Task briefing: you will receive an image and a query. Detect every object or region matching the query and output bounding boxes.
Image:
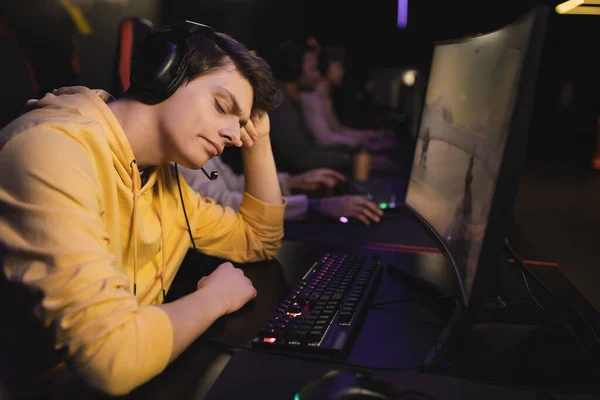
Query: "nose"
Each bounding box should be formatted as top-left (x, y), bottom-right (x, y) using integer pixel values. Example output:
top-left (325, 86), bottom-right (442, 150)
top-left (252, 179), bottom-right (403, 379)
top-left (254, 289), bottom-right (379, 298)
top-left (218, 121), bottom-right (242, 148)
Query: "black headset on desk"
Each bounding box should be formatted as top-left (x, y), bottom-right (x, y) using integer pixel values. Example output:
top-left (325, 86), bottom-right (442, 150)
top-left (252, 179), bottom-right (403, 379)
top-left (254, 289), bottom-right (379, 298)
top-left (128, 20), bottom-right (222, 252)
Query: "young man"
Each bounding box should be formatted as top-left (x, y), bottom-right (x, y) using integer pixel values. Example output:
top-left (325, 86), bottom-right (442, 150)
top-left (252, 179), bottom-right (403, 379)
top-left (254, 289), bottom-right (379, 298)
top-left (0, 22), bottom-right (284, 396)
top-left (268, 41), bottom-right (396, 175)
top-left (179, 158), bottom-right (383, 225)
top-left (300, 45), bottom-right (395, 151)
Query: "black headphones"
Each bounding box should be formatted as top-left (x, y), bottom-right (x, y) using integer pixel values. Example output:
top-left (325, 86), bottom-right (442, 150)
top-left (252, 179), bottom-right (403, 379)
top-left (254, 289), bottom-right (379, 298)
top-left (129, 20), bottom-right (216, 104)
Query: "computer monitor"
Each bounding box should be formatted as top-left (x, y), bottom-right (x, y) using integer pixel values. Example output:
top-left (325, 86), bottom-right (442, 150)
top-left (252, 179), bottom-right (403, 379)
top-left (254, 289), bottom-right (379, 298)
top-left (404, 6), bottom-right (548, 311)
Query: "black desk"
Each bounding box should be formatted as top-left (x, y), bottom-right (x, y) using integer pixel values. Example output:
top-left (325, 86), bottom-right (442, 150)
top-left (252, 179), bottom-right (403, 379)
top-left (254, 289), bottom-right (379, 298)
top-left (112, 242), bottom-right (600, 399)
top-left (70, 201), bottom-right (600, 399)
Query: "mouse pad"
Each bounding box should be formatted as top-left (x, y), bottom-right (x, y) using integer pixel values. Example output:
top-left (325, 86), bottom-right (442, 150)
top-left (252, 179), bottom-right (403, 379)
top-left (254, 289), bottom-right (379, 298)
top-left (284, 208), bottom-right (438, 250)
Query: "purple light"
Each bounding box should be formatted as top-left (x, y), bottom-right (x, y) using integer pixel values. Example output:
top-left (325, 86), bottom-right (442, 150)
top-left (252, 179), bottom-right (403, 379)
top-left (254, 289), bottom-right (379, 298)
top-left (339, 217), bottom-right (349, 224)
top-left (397, 0), bottom-right (407, 29)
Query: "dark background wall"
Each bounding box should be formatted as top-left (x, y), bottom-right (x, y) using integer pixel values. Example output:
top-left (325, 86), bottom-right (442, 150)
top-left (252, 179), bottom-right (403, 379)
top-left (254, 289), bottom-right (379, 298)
top-left (2, 0), bottom-right (599, 166)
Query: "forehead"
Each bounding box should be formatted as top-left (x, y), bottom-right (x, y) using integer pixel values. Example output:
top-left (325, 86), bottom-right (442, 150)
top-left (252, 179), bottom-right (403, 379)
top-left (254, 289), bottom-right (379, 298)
top-left (189, 66), bottom-right (253, 111)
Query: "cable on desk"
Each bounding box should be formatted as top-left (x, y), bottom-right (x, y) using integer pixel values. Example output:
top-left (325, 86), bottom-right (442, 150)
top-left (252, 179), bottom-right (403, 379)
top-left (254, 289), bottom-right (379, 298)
top-left (505, 243), bottom-right (590, 354)
top-left (518, 267), bottom-right (545, 312)
top-left (504, 238), bottom-right (600, 348)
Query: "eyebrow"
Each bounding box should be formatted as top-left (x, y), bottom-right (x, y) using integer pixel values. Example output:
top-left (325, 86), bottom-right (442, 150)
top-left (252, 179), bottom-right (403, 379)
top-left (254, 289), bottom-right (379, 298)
top-left (217, 87), bottom-right (249, 128)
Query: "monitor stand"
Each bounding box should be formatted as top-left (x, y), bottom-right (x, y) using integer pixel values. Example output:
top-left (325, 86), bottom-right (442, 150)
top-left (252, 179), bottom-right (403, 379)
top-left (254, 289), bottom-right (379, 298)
top-left (471, 255), bottom-right (545, 325)
top-left (421, 255), bottom-right (599, 392)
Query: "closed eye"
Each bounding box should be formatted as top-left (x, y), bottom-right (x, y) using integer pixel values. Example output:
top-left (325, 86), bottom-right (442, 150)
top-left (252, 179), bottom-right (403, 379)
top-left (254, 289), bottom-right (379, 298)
top-left (214, 99), bottom-right (225, 114)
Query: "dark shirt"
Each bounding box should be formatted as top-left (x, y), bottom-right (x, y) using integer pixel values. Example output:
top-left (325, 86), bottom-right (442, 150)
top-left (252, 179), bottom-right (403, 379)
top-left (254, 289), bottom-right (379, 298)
top-left (269, 95), bottom-right (353, 174)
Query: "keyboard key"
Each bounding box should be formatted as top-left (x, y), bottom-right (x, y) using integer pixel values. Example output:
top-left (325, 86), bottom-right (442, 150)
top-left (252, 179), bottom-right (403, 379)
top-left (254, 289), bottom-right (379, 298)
top-left (288, 304), bottom-right (301, 313)
top-left (287, 330), bottom-right (307, 343)
top-left (309, 292), bottom-right (321, 305)
top-left (332, 293), bottom-right (344, 301)
top-left (308, 330), bottom-right (324, 342)
top-left (339, 311), bottom-right (353, 324)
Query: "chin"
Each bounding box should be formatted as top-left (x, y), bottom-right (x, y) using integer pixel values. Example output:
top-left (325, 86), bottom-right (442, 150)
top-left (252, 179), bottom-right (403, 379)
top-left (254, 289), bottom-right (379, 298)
top-left (177, 155), bottom-right (210, 171)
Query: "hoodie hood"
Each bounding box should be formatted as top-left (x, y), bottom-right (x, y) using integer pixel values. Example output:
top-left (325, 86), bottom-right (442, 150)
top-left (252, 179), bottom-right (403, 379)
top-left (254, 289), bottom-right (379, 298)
top-left (3, 86), bottom-right (140, 188)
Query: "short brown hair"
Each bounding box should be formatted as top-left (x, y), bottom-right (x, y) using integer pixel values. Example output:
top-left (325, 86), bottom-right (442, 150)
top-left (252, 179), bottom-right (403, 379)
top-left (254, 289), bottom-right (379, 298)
top-left (185, 33), bottom-right (283, 113)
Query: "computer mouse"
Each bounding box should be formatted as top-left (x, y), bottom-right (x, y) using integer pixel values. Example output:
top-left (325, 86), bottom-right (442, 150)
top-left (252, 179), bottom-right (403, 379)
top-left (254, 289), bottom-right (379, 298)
top-left (296, 369), bottom-right (397, 400)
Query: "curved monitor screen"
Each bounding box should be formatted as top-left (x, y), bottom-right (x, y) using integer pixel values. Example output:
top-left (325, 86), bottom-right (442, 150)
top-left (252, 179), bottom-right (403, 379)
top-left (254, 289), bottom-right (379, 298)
top-left (405, 11), bottom-right (536, 302)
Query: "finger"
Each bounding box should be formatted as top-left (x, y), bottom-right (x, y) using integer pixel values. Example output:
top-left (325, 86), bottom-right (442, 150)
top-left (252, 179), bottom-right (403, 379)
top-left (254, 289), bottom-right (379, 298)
top-left (361, 199), bottom-right (385, 216)
top-left (322, 169), bottom-right (347, 181)
top-left (312, 176), bottom-right (335, 187)
top-left (252, 110), bottom-right (266, 125)
top-left (240, 128), bottom-right (254, 148)
top-left (246, 278), bottom-right (257, 297)
top-left (353, 212), bottom-right (370, 225)
top-left (353, 196), bottom-right (379, 212)
top-left (358, 206), bottom-right (381, 223)
top-left (244, 119), bottom-right (259, 142)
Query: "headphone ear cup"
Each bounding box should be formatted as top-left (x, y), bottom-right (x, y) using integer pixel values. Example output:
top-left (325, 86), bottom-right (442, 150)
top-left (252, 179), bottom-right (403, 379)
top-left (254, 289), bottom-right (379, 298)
top-left (130, 34), bottom-right (187, 103)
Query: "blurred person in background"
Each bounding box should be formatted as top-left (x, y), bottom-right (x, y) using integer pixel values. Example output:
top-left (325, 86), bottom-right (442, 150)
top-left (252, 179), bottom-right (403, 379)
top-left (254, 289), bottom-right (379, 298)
top-left (300, 45), bottom-right (395, 151)
top-left (267, 40), bottom-right (396, 175)
top-left (179, 157), bottom-right (383, 225)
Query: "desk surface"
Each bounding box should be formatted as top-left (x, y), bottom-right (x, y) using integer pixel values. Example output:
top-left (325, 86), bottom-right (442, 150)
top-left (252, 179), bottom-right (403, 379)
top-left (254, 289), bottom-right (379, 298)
top-left (67, 181), bottom-right (600, 399)
top-left (119, 250), bottom-right (600, 399)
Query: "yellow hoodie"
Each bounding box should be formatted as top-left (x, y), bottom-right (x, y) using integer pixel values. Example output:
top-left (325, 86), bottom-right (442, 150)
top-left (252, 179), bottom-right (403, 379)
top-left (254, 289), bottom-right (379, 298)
top-left (0, 87), bottom-right (285, 395)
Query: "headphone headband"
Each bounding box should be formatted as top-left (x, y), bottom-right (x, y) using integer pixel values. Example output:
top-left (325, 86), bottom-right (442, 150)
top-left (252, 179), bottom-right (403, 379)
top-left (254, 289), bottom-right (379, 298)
top-left (129, 20), bottom-right (216, 103)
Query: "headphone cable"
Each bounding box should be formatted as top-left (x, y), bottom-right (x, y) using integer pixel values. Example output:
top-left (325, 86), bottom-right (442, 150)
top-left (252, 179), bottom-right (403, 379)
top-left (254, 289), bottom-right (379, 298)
top-left (174, 163), bottom-right (198, 251)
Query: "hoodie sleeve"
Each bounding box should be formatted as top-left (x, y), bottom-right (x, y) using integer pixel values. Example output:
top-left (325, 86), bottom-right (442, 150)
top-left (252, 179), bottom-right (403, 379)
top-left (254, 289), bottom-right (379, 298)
top-left (0, 129), bottom-right (173, 396)
top-left (180, 177), bottom-right (285, 262)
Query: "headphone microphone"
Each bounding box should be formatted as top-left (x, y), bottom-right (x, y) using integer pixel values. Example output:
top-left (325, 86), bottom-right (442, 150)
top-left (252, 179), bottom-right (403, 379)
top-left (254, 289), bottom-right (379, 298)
top-left (201, 167), bottom-right (219, 181)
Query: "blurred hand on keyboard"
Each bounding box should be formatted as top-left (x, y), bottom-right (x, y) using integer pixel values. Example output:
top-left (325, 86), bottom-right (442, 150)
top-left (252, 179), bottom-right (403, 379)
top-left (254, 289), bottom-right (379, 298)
top-left (197, 262), bottom-right (257, 315)
top-left (314, 195), bottom-right (383, 225)
top-left (285, 168), bottom-right (347, 192)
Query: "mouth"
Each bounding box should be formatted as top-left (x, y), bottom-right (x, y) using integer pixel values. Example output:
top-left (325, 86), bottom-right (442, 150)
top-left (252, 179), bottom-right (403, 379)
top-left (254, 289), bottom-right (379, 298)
top-left (204, 138), bottom-right (222, 156)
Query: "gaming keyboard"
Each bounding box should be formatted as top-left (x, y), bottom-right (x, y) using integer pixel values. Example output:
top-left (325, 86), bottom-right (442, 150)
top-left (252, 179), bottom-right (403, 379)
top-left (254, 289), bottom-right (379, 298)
top-left (251, 252), bottom-right (382, 356)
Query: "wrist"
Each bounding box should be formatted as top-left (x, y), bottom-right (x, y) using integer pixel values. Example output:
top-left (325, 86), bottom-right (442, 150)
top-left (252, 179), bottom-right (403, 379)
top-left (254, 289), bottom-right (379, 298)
top-left (194, 286), bottom-right (228, 318)
top-left (241, 136), bottom-right (271, 155)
